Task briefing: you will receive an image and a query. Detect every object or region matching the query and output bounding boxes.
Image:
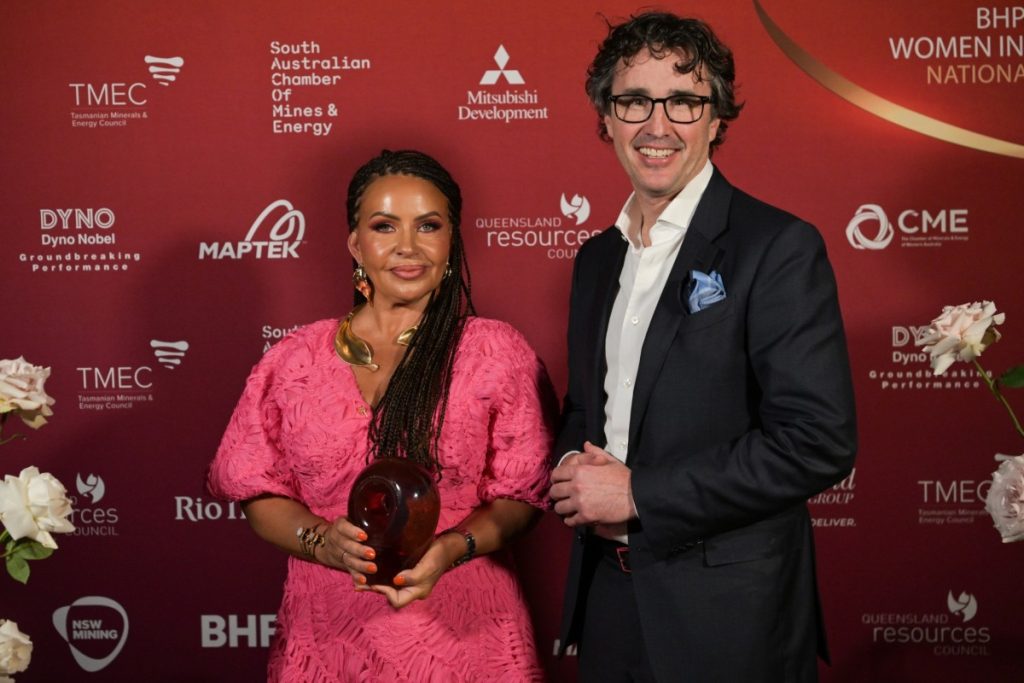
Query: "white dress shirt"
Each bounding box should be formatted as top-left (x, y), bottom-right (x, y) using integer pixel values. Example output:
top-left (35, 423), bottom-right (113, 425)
top-left (603, 160), bottom-right (714, 540)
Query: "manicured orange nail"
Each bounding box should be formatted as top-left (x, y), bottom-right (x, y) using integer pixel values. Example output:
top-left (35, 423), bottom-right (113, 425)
top-left (393, 575), bottom-right (406, 587)
top-left (364, 548), bottom-right (376, 560)
top-left (357, 576), bottom-right (367, 585)
top-left (357, 531), bottom-right (368, 541)
top-left (366, 563), bottom-right (377, 574)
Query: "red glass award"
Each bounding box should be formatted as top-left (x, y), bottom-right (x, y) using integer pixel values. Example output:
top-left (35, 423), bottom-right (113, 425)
top-left (347, 458), bottom-right (441, 586)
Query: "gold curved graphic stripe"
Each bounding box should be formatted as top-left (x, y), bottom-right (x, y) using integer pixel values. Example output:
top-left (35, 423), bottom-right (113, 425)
top-left (753, 0), bottom-right (1024, 159)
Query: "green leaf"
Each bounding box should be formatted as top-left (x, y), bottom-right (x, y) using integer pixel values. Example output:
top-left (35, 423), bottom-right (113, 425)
top-left (13, 540), bottom-right (54, 561)
top-left (6, 553), bottom-right (29, 584)
top-left (999, 365), bottom-right (1024, 389)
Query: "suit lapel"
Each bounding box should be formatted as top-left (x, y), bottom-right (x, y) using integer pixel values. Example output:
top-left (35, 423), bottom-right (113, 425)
top-left (627, 171), bottom-right (733, 462)
top-left (587, 234), bottom-right (627, 445)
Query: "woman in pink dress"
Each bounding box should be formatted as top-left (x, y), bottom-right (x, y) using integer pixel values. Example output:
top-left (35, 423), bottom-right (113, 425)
top-left (208, 150), bottom-right (556, 682)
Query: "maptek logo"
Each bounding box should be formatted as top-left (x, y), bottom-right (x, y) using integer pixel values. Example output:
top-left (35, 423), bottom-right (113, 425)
top-left (480, 45), bottom-right (524, 85)
top-left (846, 203), bottom-right (968, 250)
top-left (198, 199), bottom-right (305, 260)
top-left (76, 473), bottom-right (106, 503)
top-left (560, 193), bottom-right (591, 226)
top-left (947, 591), bottom-right (977, 622)
top-left (145, 55), bottom-right (184, 86)
top-left (151, 339), bottom-right (189, 369)
top-left (53, 596), bottom-right (129, 672)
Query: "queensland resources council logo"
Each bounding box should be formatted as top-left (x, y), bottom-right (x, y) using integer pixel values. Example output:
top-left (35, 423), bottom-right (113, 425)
top-left (199, 199), bottom-right (305, 259)
top-left (808, 468), bottom-right (856, 529)
top-left (917, 477), bottom-right (991, 527)
top-left (68, 473), bottom-right (119, 538)
top-left (862, 591), bottom-right (990, 657)
top-left (458, 45), bottom-right (548, 123)
top-left (53, 596), bottom-right (130, 672)
top-left (20, 207), bottom-right (141, 274)
top-left (477, 193), bottom-right (600, 260)
top-left (846, 203), bottom-right (969, 250)
top-left (864, 324), bottom-right (985, 393)
top-left (69, 54), bottom-right (184, 129)
top-left (201, 614), bottom-right (277, 648)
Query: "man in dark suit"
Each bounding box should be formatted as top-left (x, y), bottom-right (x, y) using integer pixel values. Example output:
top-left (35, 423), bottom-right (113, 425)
top-left (549, 12), bottom-right (857, 682)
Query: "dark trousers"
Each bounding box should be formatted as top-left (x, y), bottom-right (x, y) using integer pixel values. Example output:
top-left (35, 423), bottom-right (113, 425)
top-left (579, 546), bottom-right (658, 683)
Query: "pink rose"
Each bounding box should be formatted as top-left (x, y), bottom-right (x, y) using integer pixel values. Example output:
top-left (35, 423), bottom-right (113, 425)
top-left (985, 454), bottom-right (1024, 543)
top-left (0, 357), bottom-right (55, 429)
top-left (915, 301), bottom-right (1005, 375)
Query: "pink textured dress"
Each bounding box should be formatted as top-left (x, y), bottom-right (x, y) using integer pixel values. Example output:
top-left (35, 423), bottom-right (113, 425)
top-left (208, 317), bottom-right (555, 682)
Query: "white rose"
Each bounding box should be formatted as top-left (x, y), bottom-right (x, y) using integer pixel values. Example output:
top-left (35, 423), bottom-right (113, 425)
top-left (914, 301), bottom-right (1005, 375)
top-left (0, 620), bottom-right (32, 675)
top-left (985, 454), bottom-right (1024, 543)
top-left (0, 467), bottom-right (75, 549)
top-left (0, 357), bottom-right (55, 429)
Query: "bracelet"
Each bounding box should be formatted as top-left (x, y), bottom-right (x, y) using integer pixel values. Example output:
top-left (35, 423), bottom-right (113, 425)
top-left (296, 524), bottom-right (326, 557)
top-left (441, 527), bottom-right (476, 567)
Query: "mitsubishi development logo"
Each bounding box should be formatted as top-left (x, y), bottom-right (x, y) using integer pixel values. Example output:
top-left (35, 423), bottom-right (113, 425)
top-left (53, 596), bottom-right (129, 672)
top-left (198, 200), bottom-right (305, 259)
top-left (846, 204), bottom-right (893, 250)
top-left (145, 55), bottom-right (184, 86)
top-left (480, 45), bottom-right (524, 85)
top-left (151, 339), bottom-right (189, 368)
top-left (560, 193), bottom-right (591, 226)
top-left (76, 474), bottom-right (106, 503)
top-left (947, 591), bottom-right (978, 622)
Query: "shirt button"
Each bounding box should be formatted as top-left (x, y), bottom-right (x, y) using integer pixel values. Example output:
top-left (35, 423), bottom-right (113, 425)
top-left (623, 378), bottom-right (632, 387)
top-left (631, 316), bottom-right (639, 325)
top-left (619, 440), bottom-right (627, 449)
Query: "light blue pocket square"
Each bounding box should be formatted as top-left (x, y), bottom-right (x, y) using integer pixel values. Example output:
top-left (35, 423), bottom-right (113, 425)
top-left (687, 270), bottom-right (726, 313)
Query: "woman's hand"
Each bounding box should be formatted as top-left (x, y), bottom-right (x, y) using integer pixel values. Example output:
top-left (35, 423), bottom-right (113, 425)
top-left (368, 533), bottom-right (463, 609)
top-left (320, 516), bottom-right (379, 587)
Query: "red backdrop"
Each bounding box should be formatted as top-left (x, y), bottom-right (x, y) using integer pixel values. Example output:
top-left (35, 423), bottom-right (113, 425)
top-left (2, 1), bottom-right (1022, 681)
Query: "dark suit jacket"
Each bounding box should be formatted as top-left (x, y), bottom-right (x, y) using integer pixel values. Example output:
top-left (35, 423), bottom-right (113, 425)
top-left (556, 169), bottom-right (857, 682)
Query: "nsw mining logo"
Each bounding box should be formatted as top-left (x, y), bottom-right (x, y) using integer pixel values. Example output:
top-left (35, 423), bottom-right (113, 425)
top-left (53, 596), bottom-right (130, 672)
top-left (459, 45), bottom-right (548, 123)
top-left (198, 200), bottom-right (305, 260)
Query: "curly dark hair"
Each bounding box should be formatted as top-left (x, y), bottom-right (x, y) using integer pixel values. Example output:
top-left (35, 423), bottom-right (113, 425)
top-left (345, 149), bottom-right (475, 474)
top-left (585, 11), bottom-right (743, 153)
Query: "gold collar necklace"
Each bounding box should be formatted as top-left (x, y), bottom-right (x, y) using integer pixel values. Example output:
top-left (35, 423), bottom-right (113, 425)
top-left (334, 304), bottom-right (417, 372)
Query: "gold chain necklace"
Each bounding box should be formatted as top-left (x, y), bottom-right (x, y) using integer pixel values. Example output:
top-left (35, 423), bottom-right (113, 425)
top-left (334, 304), bottom-right (417, 372)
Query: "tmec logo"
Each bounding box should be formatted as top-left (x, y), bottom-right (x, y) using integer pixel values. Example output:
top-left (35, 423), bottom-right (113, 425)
top-left (198, 199), bottom-right (305, 260)
top-left (69, 83), bottom-right (147, 107)
top-left (947, 591), bottom-right (977, 622)
top-left (560, 193), bottom-right (591, 226)
top-left (53, 596), bottom-right (129, 672)
top-left (846, 204), bottom-right (968, 249)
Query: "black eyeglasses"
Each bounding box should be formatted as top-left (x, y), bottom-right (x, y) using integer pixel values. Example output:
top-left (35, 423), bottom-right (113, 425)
top-left (607, 94), bottom-right (713, 124)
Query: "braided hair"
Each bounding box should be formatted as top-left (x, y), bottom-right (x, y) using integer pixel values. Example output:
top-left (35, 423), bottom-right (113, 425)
top-left (345, 149), bottom-right (475, 474)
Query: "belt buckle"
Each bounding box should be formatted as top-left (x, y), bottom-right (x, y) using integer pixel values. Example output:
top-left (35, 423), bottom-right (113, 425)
top-left (615, 546), bottom-right (631, 573)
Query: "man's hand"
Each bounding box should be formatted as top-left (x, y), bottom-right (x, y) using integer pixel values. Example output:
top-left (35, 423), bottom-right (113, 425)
top-left (550, 441), bottom-right (636, 528)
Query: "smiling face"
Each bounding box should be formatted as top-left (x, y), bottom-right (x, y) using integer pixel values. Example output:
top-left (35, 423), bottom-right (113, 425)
top-left (604, 48), bottom-right (720, 206)
top-left (347, 174), bottom-right (451, 310)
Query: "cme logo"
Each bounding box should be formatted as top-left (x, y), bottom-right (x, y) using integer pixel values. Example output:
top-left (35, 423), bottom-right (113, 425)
top-left (198, 199), bottom-right (305, 260)
top-left (480, 45), bottom-right (524, 85)
top-left (53, 596), bottom-right (129, 672)
top-left (560, 193), bottom-right (591, 226)
top-left (947, 591), bottom-right (977, 623)
top-left (846, 203), bottom-right (968, 250)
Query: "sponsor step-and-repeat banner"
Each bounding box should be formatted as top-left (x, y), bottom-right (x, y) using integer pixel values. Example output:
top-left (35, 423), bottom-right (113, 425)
top-left (2, 1), bottom-right (1021, 681)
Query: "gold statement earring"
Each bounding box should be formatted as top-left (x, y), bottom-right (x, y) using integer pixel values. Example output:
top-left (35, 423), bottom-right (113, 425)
top-left (442, 263), bottom-right (452, 279)
top-left (352, 265), bottom-right (373, 300)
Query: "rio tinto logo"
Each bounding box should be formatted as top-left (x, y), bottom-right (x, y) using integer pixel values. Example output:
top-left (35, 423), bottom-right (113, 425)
top-left (198, 200), bottom-right (305, 260)
top-left (846, 204), bottom-right (968, 250)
